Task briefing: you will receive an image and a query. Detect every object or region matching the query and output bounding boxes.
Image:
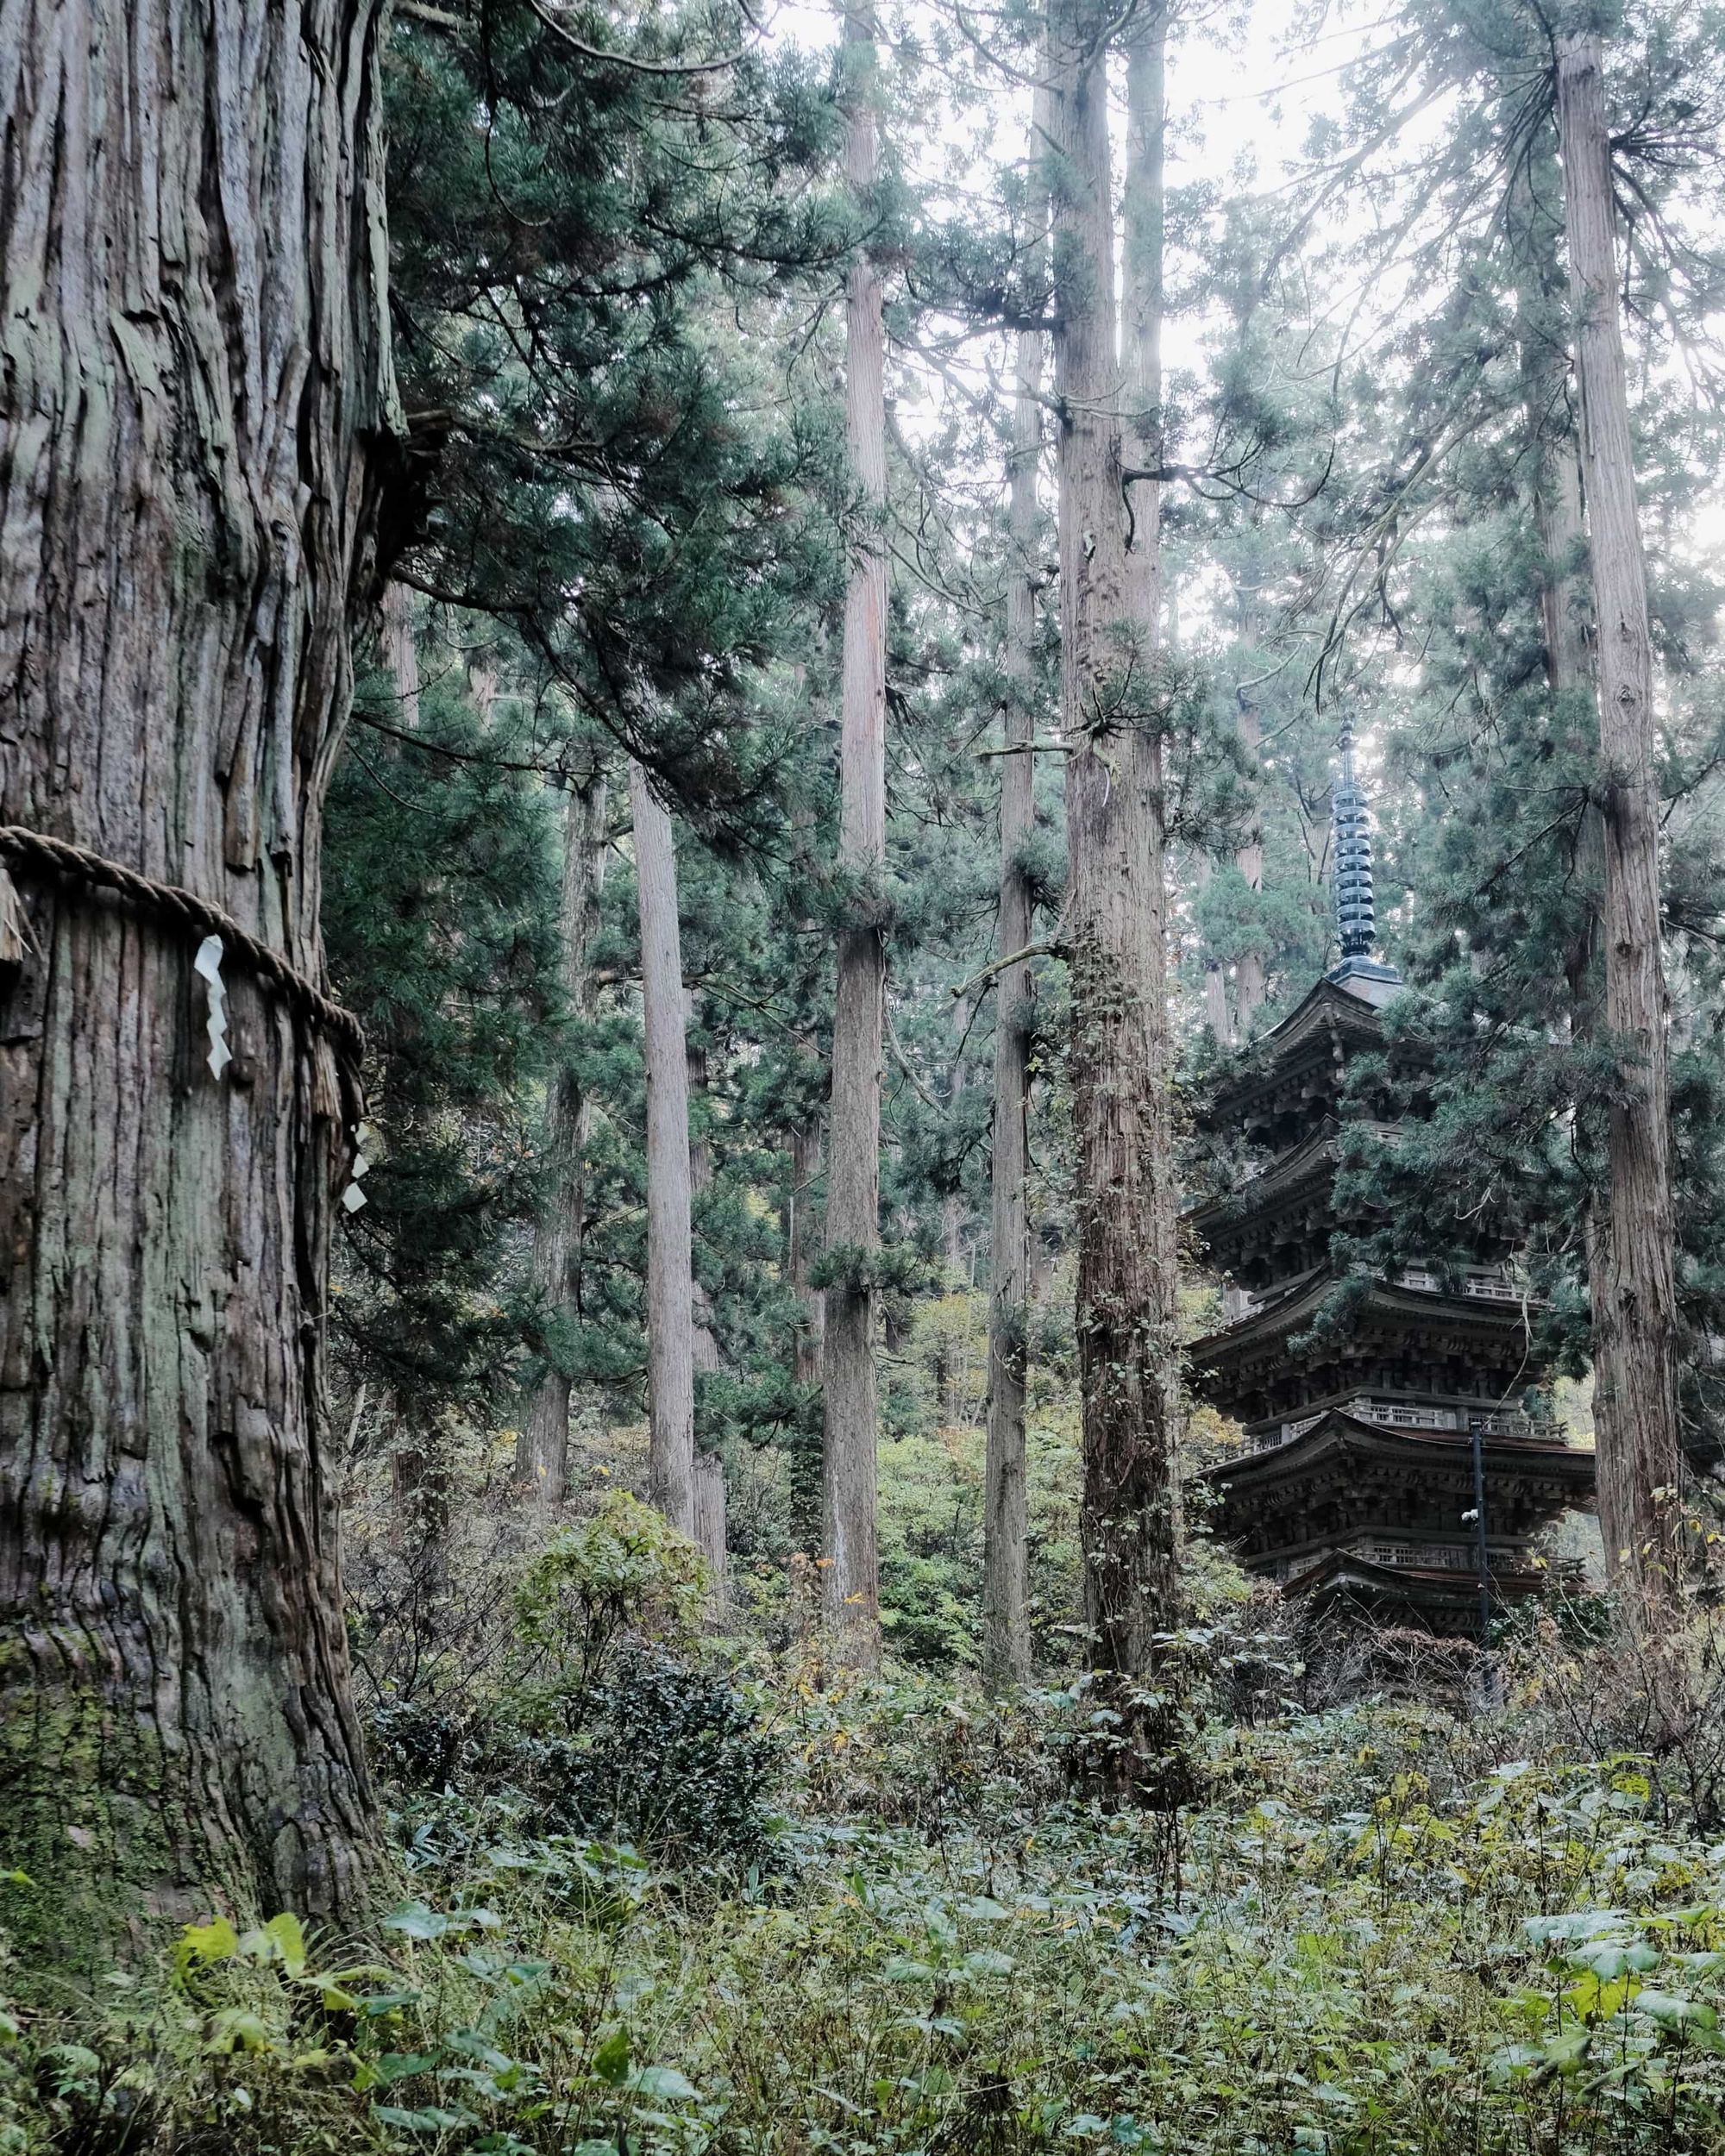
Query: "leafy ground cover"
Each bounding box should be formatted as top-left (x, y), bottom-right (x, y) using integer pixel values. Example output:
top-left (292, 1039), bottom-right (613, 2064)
top-left (6, 1656), bottom-right (1725, 2155)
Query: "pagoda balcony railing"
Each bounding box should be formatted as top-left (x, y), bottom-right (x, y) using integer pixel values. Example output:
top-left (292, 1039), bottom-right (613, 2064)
top-left (1220, 1265), bottom-right (1526, 1331)
top-left (1396, 1267), bottom-right (1524, 1304)
top-left (1276, 1539), bottom-right (1521, 1581)
top-left (1257, 1396), bottom-right (1538, 1449)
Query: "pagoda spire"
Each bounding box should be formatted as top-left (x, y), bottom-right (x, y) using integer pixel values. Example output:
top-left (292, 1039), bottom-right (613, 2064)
top-left (1333, 722), bottom-right (1375, 959)
top-left (1329, 724), bottom-right (1396, 987)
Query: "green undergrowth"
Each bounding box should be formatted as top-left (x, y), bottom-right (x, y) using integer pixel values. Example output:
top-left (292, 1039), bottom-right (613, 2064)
top-left (4, 1683), bottom-right (1725, 2155)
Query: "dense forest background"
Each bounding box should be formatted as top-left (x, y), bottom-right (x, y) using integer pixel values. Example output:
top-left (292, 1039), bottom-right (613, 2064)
top-left (8, 0), bottom-right (1725, 2149)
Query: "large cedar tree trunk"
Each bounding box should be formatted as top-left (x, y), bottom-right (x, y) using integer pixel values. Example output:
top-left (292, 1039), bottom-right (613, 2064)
top-left (821, 0), bottom-right (888, 1670)
top-left (981, 85), bottom-right (1050, 1689)
top-left (518, 772), bottom-right (610, 1501)
top-left (628, 761), bottom-right (698, 1537)
top-left (0, 0), bottom-right (395, 1953)
top-left (1556, 34), bottom-right (1684, 1591)
top-left (1051, 0), bottom-right (1179, 1678)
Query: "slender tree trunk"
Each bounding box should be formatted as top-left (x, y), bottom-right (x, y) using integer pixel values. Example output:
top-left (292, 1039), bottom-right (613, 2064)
top-left (518, 772), bottom-right (609, 1501)
top-left (1556, 34), bottom-right (1684, 1593)
top-left (821, 0), bottom-right (888, 1670)
top-left (687, 997), bottom-right (724, 1379)
top-left (1194, 856), bottom-right (1233, 1040)
top-left (0, 0), bottom-right (393, 1956)
top-left (787, 1120), bottom-right (826, 1387)
top-left (383, 582), bottom-right (422, 731)
top-left (982, 85), bottom-right (1051, 1689)
top-left (628, 761), bottom-right (697, 1539)
top-left (380, 592), bottom-right (451, 1586)
top-left (1051, 0), bottom-right (1179, 1678)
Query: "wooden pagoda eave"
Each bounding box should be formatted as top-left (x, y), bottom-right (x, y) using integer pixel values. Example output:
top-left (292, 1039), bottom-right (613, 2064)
top-left (1201, 978), bottom-right (1394, 1131)
top-left (1189, 1272), bottom-right (1534, 1374)
top-left (1188, 1117), bottom-right (1405, 1260)
top-left (1199, 1410), bottom-right (1596, 1507)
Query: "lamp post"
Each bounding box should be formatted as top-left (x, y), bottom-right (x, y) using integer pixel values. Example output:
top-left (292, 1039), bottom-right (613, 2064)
top-left (1467, 1413), bottom-right (1490, 1646)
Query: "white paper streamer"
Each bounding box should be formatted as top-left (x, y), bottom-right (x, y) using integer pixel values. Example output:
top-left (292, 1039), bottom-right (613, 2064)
top-left (192, 934), bottom-right (231, 1078)
top-left (342, 1123), bottom-right (373, 1213)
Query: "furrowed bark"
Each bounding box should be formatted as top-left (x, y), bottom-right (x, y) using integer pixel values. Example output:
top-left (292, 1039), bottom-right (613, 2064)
top-left (518, 771), bottom-right (609, 1502)
top-left (1556, 33), bottom-right (1684, 1595)
top-left (981, 83), bottom-right (1051, 1690)
top-left (1051, 0), bottom-right (1179, 1679)
top-left (629, 760), bottom-right (698, 1539)
top-left (821, 0), bottom-right (887, 1670)
top-left (0, 0), bottom-right (396, 1958)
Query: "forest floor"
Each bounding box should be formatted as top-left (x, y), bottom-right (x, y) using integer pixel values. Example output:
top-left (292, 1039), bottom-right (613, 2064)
top-left (6, 1614), bottom-right (1725, 2156)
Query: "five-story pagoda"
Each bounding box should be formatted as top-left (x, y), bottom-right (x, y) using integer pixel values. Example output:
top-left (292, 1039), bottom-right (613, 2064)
top-left (1189, 729), bottom-right (1594, 1635)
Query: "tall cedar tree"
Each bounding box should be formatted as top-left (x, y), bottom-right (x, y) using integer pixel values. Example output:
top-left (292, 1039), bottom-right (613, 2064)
top-left (823, 0), bottom-right (888, 1668)
top-left (1050, 0), bottom-right (1180, 1680)
top-left (518, 768), bottom-right (611, 1502)
top-left (981, 84), bottom-right (1051, 1689)
top-left (630, 761), bottom-right (700, 1536)
top-left (1556, 28), bottom-right (1684, 1591)
top-left (0, 0), bottom-right (392, 1948)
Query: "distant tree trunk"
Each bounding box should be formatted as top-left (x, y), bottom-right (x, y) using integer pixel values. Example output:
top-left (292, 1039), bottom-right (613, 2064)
top-left (1556, 34), bottom-right (1684, 1593)
top-left (982, 84), bottom-right (1051, 1689)
top-left (788, 1120), bottom-right (826, 1388)
top-left (518, 771), bottom-right (609, 1501)
top-left (381, 592), bottom-right (449, 1585)
top-left (1234, 700), bottom-right (1267, 1028)
top-left (383, 582), bottom-right (423, 730)
top-left (628, 761), bottom-right (697, 1538)
top-left (1051, 0), bottom-right (1179, 1677)
top-left (1193, 857), bottom-right (1233, 1041)
top-left (0, 0), bottom-right (392, 1952)
top-left (821, 0), bottom-right (887, 1670)
top-left (693, 1451), bottom-right (729, 1609)
top-left (686, 995), bottom-right (724, 1379)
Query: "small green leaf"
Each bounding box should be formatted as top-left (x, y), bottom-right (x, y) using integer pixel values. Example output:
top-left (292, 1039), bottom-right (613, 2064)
top-left (204, 2008), bottom-right (273, 2055)
top-left (592, 2028), bottom-right (631, 2086)
top-left (629, 2064), bottom-right (698, 2100)
top-left (263, 1912), bottom-right (308, 1976)
top-left (384, 1902), bottom-right (449, 1941)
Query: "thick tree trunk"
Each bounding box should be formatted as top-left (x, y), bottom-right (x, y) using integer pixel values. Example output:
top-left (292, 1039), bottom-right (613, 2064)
top-left (518, 772), bottom-right (609, 1501)
top-left (1556, 34), bottom-right (1684, 1594)
top-left (628, 761), bottom-right (698, 1538)
top-left (981, 86), bottom-right (1050, 1689)
top-left (821, 0), bottom-right (887, 1670)
top-left (1051, 0), bottom-right (1179, 1677)
top-left (0, 0), bottom-right (394, 1957)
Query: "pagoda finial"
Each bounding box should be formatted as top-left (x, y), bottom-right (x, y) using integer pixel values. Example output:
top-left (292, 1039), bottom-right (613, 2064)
top-left (1333, 720), bottom-right (1376, 962)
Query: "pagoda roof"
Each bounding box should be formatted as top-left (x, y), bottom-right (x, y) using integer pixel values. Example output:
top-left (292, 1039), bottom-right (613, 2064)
top-left (1188, 1269), bottom-right (1534, 1377)
top-left (1203, 970), bottom-right (1405, 1129)
top-left (1187, 1116), bottom-right (1402, 1246)
top-left (1274, 1546), bottom-right (1563, 1630)
top-left (1199, 1407), bottom-right (1596, 1507)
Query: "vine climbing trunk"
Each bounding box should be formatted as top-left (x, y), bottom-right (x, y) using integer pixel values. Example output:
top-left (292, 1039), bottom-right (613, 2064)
top-left (1051, 0), bottom-right (1179, 1683)
top-left (629, 761), bottom-right (698, 1539)
top-left (518, 771), bottom-right (610, 1502)
top-left (1556, 33), bottom-right (1684, 1596)
top-left (982, 83), bottom-right (1051, 1690)
top-left (0, 0), bottom-right (395, 1958)
top-left (821, 0), bottom-right (887, 1670)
